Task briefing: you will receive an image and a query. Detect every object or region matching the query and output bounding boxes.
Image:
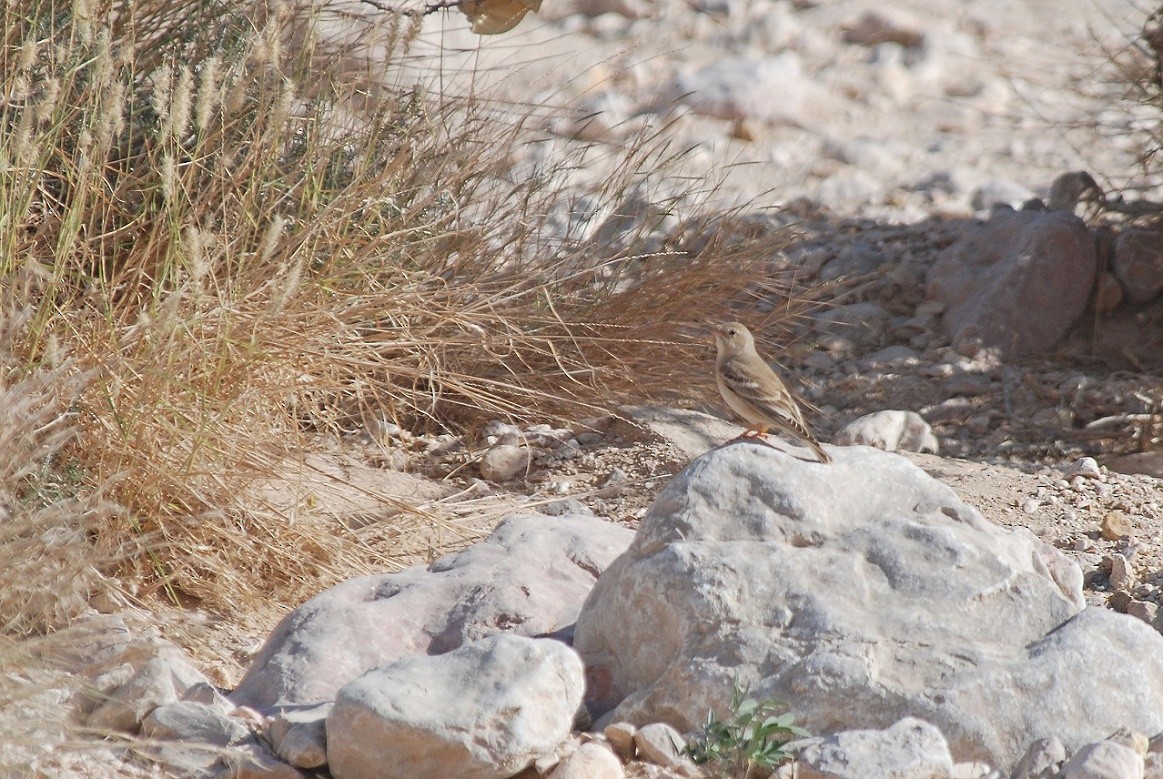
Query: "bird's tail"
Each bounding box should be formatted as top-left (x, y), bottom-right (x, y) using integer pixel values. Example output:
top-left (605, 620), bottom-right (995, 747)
top-left (808, 438), bottom-right (832, 464)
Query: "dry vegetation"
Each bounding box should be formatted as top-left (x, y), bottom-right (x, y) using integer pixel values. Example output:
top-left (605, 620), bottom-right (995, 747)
top-left (0, 0), bottom-right (794, 648)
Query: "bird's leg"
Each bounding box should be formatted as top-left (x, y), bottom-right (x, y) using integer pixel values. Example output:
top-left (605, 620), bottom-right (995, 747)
top-left (733, 424), bottom-right (770, 441)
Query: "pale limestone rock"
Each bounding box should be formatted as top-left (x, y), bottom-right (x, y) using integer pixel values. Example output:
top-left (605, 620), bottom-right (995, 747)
top-left (667, 53), bottom-right (819, 124)
top-left (479, 443), bottom-right (532, 481)
top-left (1102, 511), bottom-right (1134, 542)
top-left (86, 649), bottom-right (211, 733)
top-left (1066, 458), bottom-right (1103, 480)
top-left (326, 635), bottom-right (584, 779)
top-left (633, 723), bottom-right (693, 772)
top-left (1110, 554), bottom-right (1135, 592)
top-left (1012, 737), bottom-right (1066, 779)
top-left (141, 701), bottom-right (250, 746)
top-left (795, 718), bottom-right (953, 779)
top-left (548, 743), bottom-right (625, 779)
top-left (834, 410), bottom-right (939, 453)
top-left (574, 443), bottom-right (1163, 766)
top-left (603, 721), bottom-right (637, 761)
top-left (1060, 741), bottom-right (1145, 779)
top-left (218, 743), bottom-right (309, 779)
top-left (232, 514), bottom-right (632, 709)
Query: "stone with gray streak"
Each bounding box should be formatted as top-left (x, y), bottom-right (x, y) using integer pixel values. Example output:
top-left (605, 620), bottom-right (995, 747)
top-left (87, 648), bottom-right (212, 733)
top-left (633, 722), bottom-right (690, 770)
top-left (141, 701), bottom-right (251, 746)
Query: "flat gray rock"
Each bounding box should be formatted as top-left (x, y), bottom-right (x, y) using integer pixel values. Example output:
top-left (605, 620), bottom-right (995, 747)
top-left (231, 514), bottom-right (633, 710)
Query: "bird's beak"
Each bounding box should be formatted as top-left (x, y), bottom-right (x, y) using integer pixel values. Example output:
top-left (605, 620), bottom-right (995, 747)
top-left (707, 322), bottom-right (728, 339)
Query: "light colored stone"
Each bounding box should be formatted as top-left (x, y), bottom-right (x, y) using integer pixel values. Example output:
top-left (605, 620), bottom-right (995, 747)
top-left (1060, 740), bottom-right (1145, 779)
top-left (218, 743), bottom-right (309, 779)
top-left (326, 635), bottom-right (584, 779)
top-left (633, 722), bottom-right (690, 770)
top-left (479, 444), bottom-right (532, 481)
top-left (1110, 554), bottom-right (1135, 591)
top-left (1128, 600), bottom-right (1159, 625)
top-left (1109, 729), bottom-right (1150, 757)
top-left (87, 649), bottom-right (212, 733)
top-left (603, 721), bottom-right (637, 761)
top-left (834, 410), bottom-right (939, 453)
top-left (1066, 458), bottom-right (1103, 480)
top-left (268, 703), bottom-right (330, 769)
top-left (548, 742), bottom-right (625, 779)
top-left (951, 761), bottom-right (996, 778)
top-left (926, 209), bottom-right (1096, 357)
top-left (232, 514), bottom-right (632, 709)
top-left (1012, 736), bottom-right (1066, 779)
top-left (1102, 511), bottom-right (1135, 542)
top-left (574, 443), bottom-right (1163, 767)
top-left (667, 53), bottom-right (819, 124)
top-left (796, 718), bottom-right (953, 779)
top-left (141, 701), bottom-right (251, 746)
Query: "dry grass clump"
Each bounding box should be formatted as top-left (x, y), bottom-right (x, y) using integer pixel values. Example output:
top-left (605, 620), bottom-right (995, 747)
top-left (0, 0), bottom-right (793, 615)
top-left (1104, 4), bottom-right (1163, 196)
top-left (0, 319), bottom-right (118, 637)
top-left (1134, 6), bottom-right (1163, 178)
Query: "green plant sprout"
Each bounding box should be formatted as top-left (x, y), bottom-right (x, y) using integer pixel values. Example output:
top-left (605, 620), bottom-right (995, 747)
top-left (686, 678), bottom-right (810, 778)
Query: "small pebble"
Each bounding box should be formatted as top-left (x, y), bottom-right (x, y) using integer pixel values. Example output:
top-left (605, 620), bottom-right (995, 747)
top-left (1101, 511), bottom-right (1134, 542)
top-left (1109, 554), bottom-right (1134, 591)
top-left (1063, 456), bottom-right (1102, 479)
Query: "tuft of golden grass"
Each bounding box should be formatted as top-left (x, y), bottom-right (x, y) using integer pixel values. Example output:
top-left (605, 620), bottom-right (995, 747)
top-left (0, 0), bottom-right (802, 624)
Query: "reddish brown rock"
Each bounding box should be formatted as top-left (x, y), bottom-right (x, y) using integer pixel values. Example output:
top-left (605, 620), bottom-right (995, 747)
top-left (926, 210), bottom-right (1096, 357)
top-left (1114, 229), bottom-right (1163, 304)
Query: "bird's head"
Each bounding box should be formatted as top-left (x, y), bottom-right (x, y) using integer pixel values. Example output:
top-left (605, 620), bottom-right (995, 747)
top-left (709, 321), bottom-right (755, 357)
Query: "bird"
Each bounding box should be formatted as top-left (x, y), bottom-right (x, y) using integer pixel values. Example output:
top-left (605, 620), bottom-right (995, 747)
top-left (710, 321), bottom-right (831, 464)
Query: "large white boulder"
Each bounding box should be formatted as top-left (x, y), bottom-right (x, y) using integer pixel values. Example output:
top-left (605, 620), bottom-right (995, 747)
top-left (573, 443), bottom-right (1163, 767)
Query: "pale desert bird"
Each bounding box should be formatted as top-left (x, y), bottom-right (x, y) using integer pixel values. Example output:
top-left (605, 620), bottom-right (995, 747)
top-left (710, 322), bottom-right (832, 464)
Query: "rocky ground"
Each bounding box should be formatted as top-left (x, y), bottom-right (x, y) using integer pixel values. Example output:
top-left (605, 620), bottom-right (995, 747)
top-left (173, 0), bottom-right (1163, 717)
top-left (17, 0), bottom-right (1163, 777)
